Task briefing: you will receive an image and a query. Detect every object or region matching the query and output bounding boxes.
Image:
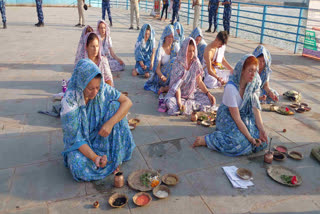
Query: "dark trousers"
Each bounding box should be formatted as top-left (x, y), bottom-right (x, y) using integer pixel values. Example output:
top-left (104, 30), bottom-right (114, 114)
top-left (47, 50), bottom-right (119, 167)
top-left (102, 0), bottom-right (112, 23)
top-left (208, 4), bottom-right (218, 29)
top-left (161, 3), bottom-right (168, 19)
top-left (36, 0), bottom-right (44, 22)
top-left (171, 6), bottom-right (179, 23)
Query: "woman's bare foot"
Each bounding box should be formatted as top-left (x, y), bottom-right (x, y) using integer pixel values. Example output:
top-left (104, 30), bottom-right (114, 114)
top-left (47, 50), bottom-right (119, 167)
top-left (144, 72), bottom-right (150, 78)
top-left (132, 69), bottom-right (138, 76)
top-left (192, 136), bottom-right (207, 148)
top-left (113, 166), bottom-right (120, 174)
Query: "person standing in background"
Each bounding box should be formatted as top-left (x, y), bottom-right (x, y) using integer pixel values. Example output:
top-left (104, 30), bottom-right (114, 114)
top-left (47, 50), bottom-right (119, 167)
top-left (170, 0), bottom-right (180, 25)
top-left (35, 0), bottom-right (44, 27)
top-left (206, 0), bottom-right (219, 33)
top-left (160, 0), bottom-right (169, 21)
top-left (129, 0), bottom-right (140, 30)
top-left (102, 0), bottom-right (112, 27)
top-left (192, 0), bottom-right (201, 29)
top-left (0, 0), bottom-right (6, 29)
top-left (75, 0), bottom-right (85, 27)
top-left (222, 0), bottom-right (232, 34)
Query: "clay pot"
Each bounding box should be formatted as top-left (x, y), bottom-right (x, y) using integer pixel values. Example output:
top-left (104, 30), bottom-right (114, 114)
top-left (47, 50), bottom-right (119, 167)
top-left (114, 171), bottom-right (125, 188)
top-left (264, 151), bottom-right (274, 164)
top-left (191, 112), bottom-right (198, 122)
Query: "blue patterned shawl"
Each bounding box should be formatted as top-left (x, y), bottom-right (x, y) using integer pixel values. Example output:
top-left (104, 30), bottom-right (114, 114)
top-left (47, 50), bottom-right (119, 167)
top-left (189, 27), bottom-right (207, 63)
top-left (173, 22), bottom-right (185, 46)
top-left (134, 24), bottom-right (156, 63)
top-left (227, 54), bottom-right (261, 115)
top-left (61, 59), bottom-right (121, 158)
top-left (252, 45), bottom-right (272, 88)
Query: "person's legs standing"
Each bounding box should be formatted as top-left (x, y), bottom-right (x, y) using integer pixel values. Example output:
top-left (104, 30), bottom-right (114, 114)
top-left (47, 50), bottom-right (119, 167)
top-left (102, 0), bottom-right (107, 20)
top-left (193, 5), bottom-right (200, 29)
top-left (134, 0), bottom-right (139, 29)
top-left (223, 5), bottom-right (231, 34)
top-left (206, 6), bottom-right (213, 32)
top-left (106, 0), bottom-right (112, 26)
top-left (213, 5), bottom-right (218, 32)
top-left (78, 0), bottom-right (84, 26)
top-left (0, 0), bottom-right (6, 29)
top-left (35, 0), bottom-right (44, 26)
top-left (164, 4), bottom-right (168, 19)
top-left (129, 0), bottom-right (134, 29)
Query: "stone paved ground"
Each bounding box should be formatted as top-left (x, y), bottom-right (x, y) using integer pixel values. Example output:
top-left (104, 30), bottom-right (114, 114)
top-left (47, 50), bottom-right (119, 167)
top-left (0, 5), bottom-right (319, 214)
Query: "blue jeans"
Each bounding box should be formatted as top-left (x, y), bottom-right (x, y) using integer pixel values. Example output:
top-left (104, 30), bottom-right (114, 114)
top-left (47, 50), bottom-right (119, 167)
top-left (102, 0), bottom-right (112, 23)
top-left (36, 0), bottom-right (44, 22)
top-left (0, 0), bottom-right (6, 23)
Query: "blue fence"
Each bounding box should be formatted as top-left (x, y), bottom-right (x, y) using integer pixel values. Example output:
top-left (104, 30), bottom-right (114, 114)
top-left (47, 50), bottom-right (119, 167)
top-left (89, 0), bottom-right (308, 54)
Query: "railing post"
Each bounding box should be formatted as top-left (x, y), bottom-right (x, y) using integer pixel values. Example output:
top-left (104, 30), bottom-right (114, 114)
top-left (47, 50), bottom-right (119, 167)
top-left (235, 3), bottom-right (240, 37)
top-left (146, 0), bottom-right (147, 12)
top-left (200, 0), bottom-right (204, 28)
top-left (260, 5), bottom-right (267, 44)
top-left (116, 0), bottom-right (118, 8)
top-left (294, 8), bottom-right (303, 54)
top-left (187, 0), bottom-right (190, 25)
top-left (126, 0), bottom-right (129, 10)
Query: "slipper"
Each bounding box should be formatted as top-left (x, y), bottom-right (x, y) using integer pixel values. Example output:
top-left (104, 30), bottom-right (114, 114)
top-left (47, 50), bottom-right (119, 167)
top-left (158, 103), bottom-right (167, 113)
top-left (296, 107), bottom-right (306, 113)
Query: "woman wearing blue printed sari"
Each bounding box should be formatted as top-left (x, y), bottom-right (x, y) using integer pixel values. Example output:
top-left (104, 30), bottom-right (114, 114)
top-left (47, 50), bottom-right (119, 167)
top-left (252, 45), bottom-right (279, 103)
top-left (61, 59), bottom-right (135, 181)
top-left (132, 24), bottom-right (156, 78)
top-left (173, 22), bottom-right (185, 47)
top-left (193, 55), bottom-right (268, 156)
top-left (189, 27), bottom-right (207, 64)
top-left (144, 25), bottom-right (180, 94)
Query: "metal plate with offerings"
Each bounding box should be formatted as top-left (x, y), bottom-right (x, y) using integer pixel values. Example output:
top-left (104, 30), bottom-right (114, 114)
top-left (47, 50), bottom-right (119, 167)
top-left (267, 165), bottom-right (302, 187)
top-left (128, 169), bottom-right (161, 191)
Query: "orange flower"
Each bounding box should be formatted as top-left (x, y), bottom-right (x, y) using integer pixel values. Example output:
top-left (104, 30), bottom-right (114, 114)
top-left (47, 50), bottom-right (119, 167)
top-left (151, 179), bottom-right (159, 187)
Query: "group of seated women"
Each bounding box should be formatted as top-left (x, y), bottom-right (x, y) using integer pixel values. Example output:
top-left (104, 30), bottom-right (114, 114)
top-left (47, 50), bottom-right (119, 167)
top-left (62, 20), bottom-right (279, 182)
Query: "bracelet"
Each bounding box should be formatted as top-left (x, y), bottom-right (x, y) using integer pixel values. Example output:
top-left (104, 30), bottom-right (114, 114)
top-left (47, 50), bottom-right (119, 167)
top-left (91, 154), bottom-right (98, 162)
top-left (206, 91), bottom-right (210, 95)
top-left (160, 75), bottom-right (164, 79)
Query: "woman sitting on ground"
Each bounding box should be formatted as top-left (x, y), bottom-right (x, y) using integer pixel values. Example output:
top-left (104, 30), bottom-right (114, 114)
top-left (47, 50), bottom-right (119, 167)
top-left (85, 32), bottom-right (113, 86)
top-left (189, 27), bottom-right (207, 64)
top-left (144, 24), bottom-right (180, 94)
top-left (252, 45), bottom-right (279, 103)
top-left (193, 55), bottom-right (268, 156)
top-left (61, 59), bottom-right (135, 181)
top-left (165, 37), bottom-right (216, 115)
top-left (173, 22), bottom-right (185, 47)
top-left (132, 24), bottom-right (156, 78)
top-left (96, 20), bottom-right (125, 72)
top-left (74, 25), bottom-right (94, 66)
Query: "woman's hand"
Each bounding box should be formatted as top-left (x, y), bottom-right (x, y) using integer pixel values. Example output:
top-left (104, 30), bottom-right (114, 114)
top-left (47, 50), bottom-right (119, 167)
top-left (259, 95), bottom-right (267, 101)
top-left (249, 137), bottom-right (262, 147)
top-left (149, 63), bottom-right (153, 71)
top-left (98, 121), bottom-right (113, 137)
top-left (118, 58), bottom-right (124, 65)
top-left (160, 75), bottom-right (167, 82)
top-left (179, 104), bottom-right (185, 113)
top-left (207, 92), bottom-right (216, 105)
top-left (94, 155), bottom-right (108, 168)
top-left (217, 77), bottom-right (225, 85)
top-left (259, 128), bottom-right (268, 143)
top-left (268, 91), bottom-right (279, 102)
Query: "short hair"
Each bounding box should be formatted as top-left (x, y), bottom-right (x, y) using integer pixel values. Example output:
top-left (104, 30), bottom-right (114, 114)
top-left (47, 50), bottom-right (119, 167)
top-left (216, 31), bottom-right (229, 45)
top-left (85, 26), bottom-right (93, 34)
top-left (243, 56), bottom-right (259, 71)
top-left (86, 33), bottom-right (99, 47)
top-left (189, 39), bottom-right (195, 46)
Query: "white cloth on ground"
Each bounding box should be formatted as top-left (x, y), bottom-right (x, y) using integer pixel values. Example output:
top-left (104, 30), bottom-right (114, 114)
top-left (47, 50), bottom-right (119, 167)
top-left (222, 166), bottom-right (254, 189)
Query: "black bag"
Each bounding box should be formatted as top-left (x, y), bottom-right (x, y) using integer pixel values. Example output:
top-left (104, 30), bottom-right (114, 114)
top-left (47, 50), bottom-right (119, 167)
top-left (84, 4), bottom-right (88, 10)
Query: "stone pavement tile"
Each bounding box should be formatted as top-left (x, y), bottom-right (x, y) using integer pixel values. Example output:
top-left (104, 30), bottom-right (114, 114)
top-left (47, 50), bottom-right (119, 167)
top-left (4, 160), bottom-right (86, 211)
top-left (48, 194), bottom-right (130, 214)
top-left (185, 165), bottom-right (279, 214)
top-left (23, 113), bottom-right (61, 133)
top-left (138, 138), bottom-right (210, 175)
top-left (0, 115), bottom-right (25, 138)
top-left (186, 136), bottom-right (248, 168)
top-left (263, 114), bottom-right (320, 144)
top-left (145, 115), bottom-right (212, 142)
top-left (4, 205), bottom-right (48, 214)
top-left (0, 169), bottom-right (15, 212)
top-left (0, 133), bottom-right (50, 169)
top-left (0, 98), bottom-right (48, 117)
top-left (49, 130), bottom-right (64, 160)
top-left (129, 175), bottom-right (212, 214)
top-left (127, 113), bottom-right (162, 147)
top-left (251, 195), bottom-right (320, 214)
top-left (86, 149), bottom-right (149, 195)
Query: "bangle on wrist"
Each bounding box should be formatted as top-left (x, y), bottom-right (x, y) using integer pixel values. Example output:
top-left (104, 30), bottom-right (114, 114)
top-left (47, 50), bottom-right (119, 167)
top-left (206, 91), bottom-right (209, 95)
top-left (91, 154), bottom-right (98, 162)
